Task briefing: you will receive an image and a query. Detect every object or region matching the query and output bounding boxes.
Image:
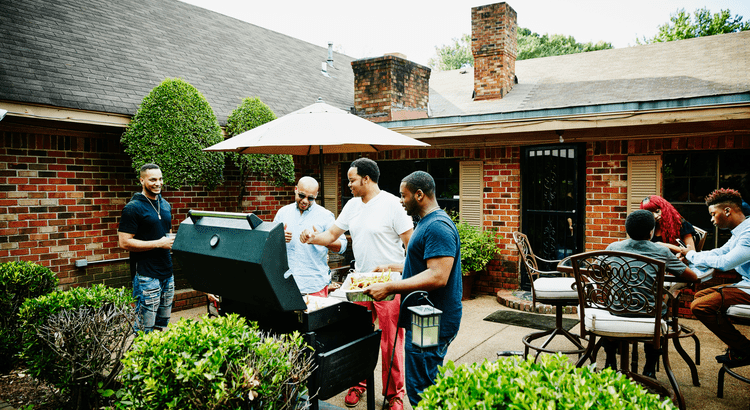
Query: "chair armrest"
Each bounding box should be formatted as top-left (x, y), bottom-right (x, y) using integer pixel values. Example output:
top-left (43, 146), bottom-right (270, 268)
top-left (535, 256), bottom-right (563, 265)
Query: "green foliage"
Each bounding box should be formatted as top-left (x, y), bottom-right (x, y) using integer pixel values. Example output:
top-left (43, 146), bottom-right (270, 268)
top-left (449, 212), bottom-right (501, 275)
top-left (116, 314), bottom-right (314, 409)
top-left (18, 285), bottom-right (134, 408)
top-left (517, 28), bottom-right (613, 60)
top-left (225, 97), bottom-right (295, 210)
top-left (121, 78), bottom-right (225, 190)
top-left (428, 34), bottom-right (473, 71)
top-left (418, 354), bottom-right (677, 409)
top-left (639, 8), bottom-right (750, 44)
top-left (428, 30), bottom-right (612, 70)
top-left (0, 261), bottom-right (58, 372)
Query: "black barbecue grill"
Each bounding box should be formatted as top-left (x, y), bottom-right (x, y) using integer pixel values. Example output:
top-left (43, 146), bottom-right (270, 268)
top-left (173, 210), bottom-right (380, 410)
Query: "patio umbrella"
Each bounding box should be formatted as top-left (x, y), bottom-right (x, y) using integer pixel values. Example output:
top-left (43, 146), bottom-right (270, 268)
top-left (204, 97), bottom-right (430, 204)
top-left (205, 97), bottom-right (430, 155)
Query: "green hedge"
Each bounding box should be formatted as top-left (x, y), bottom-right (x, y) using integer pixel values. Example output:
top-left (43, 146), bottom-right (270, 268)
top-left (116, 314), bottom-right (313, 409)
top-left (18, 285), bottom-right (134, 389)
top-left (0, 261), bottom-right (58, 372)
top-left (417, 354), bottom-right (677, 409)
top-left (121, 77), bottom-right (225, 190)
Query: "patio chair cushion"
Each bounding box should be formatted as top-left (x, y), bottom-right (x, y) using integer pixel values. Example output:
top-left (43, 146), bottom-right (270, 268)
top-left (726, 304), bottom-right (750, 319)
top-left (533, 277), bottom-right (577, 300)
top-left (582, 307), bottom-right (668, 337)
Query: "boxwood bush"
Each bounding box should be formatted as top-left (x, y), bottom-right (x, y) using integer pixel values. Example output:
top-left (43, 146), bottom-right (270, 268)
top-left (0, 261), bottom-right (58, 372)
top-left (18, 284), bottom-right (135, 409)
top-left (116, 314), bottom-right (314, 410)
top-left (121, 77), bottom-right (225, 190)
top-left (417, 354), bottom-right (677, 409)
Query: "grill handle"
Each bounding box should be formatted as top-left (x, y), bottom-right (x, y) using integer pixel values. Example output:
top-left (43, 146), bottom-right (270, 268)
top-left (187, 210), bottom-right (264, 229)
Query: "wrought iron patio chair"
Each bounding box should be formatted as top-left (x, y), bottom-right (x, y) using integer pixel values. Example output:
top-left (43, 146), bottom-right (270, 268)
top-left (571, 250), bottom-right (688, 410)
top-left (512, 232), bottom-right (586, 360)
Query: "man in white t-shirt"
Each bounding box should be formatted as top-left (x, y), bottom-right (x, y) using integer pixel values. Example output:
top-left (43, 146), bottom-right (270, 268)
top-left (301, 158), bottom-right (413, 410)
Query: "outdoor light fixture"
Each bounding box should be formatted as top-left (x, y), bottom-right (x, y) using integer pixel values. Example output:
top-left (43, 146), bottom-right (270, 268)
top-left (408, 304), bottom-right (443, 348)
top-left (400, 290), bottom-right (442, 349)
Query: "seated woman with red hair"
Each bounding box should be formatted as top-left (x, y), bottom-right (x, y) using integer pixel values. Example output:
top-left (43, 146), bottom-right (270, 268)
top-left (641, 195), bottom-right (698, 254)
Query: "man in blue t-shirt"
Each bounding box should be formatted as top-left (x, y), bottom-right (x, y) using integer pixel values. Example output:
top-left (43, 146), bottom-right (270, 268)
top-left (365, 170), bottom-right (462, 407)
top-left (118, 163), bottom-right (175, 333)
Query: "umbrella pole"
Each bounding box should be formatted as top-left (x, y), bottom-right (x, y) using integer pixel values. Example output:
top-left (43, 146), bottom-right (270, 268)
top-left (318, 146), bottom-right (324, 207)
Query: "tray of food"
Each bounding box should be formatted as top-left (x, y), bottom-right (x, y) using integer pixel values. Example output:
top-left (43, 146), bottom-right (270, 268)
top-left (340, 270), bottom-right (401, 302)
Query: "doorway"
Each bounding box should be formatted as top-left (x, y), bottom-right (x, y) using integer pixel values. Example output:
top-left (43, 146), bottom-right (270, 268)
top-left (520, 144), bottom-right (585, 290)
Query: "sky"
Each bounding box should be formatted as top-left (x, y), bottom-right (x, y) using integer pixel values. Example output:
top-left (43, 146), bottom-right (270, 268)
top-left (180, 0), bottom-right (750, 67)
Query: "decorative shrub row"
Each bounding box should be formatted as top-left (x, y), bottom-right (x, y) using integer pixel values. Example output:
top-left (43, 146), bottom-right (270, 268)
top-left (0, 261), bottom-right (58, 372)
top-left (417, 354), bottom-right (677, 409)
top-left (116, 314), bottom-right (314, 410)
top-left (18, 284), bottom-right (135, 409)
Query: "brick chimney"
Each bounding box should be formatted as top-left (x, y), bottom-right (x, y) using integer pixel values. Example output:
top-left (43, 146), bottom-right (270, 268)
top-left (471, 2), bottom-right (517, 100)
top-left (352, 54), bottom-right (430, 123)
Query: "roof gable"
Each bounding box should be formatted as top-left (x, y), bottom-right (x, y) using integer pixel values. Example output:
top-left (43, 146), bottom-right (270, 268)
top-left (0, 0), bottom-right (354, 124)
top-left (429, 31), bottom-right (750, 117)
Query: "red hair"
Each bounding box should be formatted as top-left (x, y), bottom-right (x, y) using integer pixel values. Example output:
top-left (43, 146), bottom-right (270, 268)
top-left (640, 195), bottom-right (683, 245)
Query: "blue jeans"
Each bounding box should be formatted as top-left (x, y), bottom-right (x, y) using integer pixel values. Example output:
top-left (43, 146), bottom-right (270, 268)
top-left (133, 274), bottom-right (174, 333)
top-left (404, 330), bottom-right (455, 407)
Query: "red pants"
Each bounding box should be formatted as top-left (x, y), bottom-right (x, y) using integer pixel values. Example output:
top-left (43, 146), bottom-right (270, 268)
top-left (353, 295), bottom-right (405, 400)
top-left (307, 286), bottom-right (328, 298)
top-left (691, 286), bottom-right (750, 351)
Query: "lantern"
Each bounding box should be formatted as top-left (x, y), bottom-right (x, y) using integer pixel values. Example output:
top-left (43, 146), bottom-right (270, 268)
top-left (407, 304), bottom-right (443, 349)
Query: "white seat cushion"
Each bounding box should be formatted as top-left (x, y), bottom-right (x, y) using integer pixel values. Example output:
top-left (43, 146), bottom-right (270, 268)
top-left (727, 304), bottom-right (750, 319)
top-left (533, 277), bottom-right (577, 300)
top-left (582, 307), bottom-right (667, 337)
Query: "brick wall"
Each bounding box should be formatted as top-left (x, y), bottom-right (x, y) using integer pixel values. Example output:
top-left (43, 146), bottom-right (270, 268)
top-left (352, 55), bottom-right (430, 122)
top-left (0, 121), bottom-right (295, 310)
top-left (471, 2), bottom-right (517, 101)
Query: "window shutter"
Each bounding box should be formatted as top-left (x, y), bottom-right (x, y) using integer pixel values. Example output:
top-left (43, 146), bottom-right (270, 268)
top-left (459, 161), bottom-right (483, 227)
top-left (322, 163), bottom-right (339, 216)
top-left (627, 155), bottom-right (661, 213)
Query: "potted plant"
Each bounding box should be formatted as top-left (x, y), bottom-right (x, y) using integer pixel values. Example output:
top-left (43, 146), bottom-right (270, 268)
top-left (450, 214), bottom-right (502, 300)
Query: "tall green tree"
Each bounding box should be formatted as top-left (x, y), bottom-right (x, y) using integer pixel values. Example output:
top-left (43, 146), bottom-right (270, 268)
top-left (428, 29), bottom-right (612, 71)
top-left (225, 97), bottom-right (295, 211)
top-left (121, 78), bottom-right (225, 190)
top-left (427, 34), bottom-right (473, 71)
top-left (638, 8), bottom-right (750, 44)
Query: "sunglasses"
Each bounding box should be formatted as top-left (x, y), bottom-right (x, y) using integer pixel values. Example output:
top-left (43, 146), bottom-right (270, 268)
top-left (298, 192), bottom-right (317, 201)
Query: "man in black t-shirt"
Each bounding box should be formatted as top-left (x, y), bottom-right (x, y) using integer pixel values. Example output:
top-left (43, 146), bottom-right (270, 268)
top-left (118, 163), bottom-right (174, 333)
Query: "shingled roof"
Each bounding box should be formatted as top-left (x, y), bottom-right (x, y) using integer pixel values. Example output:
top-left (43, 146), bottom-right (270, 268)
top-left (0, 0), bottom-right (355, 124)
top-left (428, 30), bottom-right (750, 119)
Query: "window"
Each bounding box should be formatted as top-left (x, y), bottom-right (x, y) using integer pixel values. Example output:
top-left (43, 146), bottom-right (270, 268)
top-left (663, 150), bottom-right (750, 249)
top-left (340, 159), bottom-right (460, 214)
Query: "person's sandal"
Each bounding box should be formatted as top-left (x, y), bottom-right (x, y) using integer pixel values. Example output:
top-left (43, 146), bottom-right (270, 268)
top-left (344, 387), bottom-right (365, 407)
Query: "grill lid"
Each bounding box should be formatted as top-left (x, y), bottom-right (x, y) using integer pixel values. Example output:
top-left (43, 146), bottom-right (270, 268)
top-left (173, 210), bottom-right (306, 312)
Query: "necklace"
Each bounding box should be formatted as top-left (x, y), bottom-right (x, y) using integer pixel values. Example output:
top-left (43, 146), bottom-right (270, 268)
top-left (424, 205), bottom-right (440, 217)
top-left (146, 194), bottom-right (161, 220)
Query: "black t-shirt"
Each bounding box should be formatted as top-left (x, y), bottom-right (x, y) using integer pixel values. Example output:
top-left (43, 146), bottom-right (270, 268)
top-left (118, 193), bottom-right (172, 279)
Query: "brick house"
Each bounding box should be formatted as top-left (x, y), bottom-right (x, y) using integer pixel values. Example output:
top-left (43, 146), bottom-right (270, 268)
top-left (0, 0), bottom-right (357, 309)
top-left (2, 1), bottom-right (750, 314)
top-left (324, 3), bottom-right (750, 314)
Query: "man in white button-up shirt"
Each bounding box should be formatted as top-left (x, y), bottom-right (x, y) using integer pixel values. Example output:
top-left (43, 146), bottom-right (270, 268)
top-left (273, 176), bottom-right (347, 296)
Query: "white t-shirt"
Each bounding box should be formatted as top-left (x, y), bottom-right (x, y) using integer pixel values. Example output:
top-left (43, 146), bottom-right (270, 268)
top-left (335, 191), bottom-right (413, 273)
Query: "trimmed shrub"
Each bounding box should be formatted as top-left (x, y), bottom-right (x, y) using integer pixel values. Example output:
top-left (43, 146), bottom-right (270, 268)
top-left (0, 261), bottom-right (58, 372)
top-left (116, 314), bottom-right (313, 409)
top-left (417, 354), bottom-right (677, 409)
top-left (18, 284), bottom-right (135, 409)
top-left (225, 97), bottom-right (294, 210)
top-left (121, 77), bottom-right (225, 190)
